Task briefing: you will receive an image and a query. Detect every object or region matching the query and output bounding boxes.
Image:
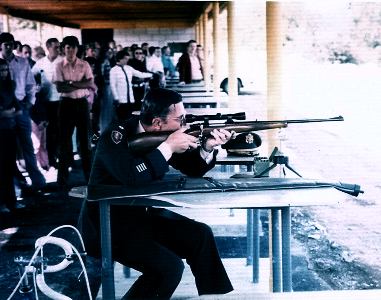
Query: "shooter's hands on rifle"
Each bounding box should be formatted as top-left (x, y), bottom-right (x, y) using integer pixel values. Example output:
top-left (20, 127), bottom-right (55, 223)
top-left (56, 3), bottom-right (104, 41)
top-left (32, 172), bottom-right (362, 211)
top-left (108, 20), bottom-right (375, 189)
top-left (203, 129), bottom-right (236, 152)
top-left (166, 128), bottom-right (199, 153)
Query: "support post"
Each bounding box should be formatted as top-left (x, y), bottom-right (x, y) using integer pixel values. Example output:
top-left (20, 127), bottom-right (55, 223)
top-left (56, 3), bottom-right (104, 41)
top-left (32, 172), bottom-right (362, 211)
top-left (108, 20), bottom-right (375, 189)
top-left (227, 1), bottom-right (238, 106)
top-left (99, 201), bottom-right (115, 299)
top-left (203, 12), bottom-right (210, 88)
top-left (2, 14), bottom-right (9, 32)
top-left (282, 207), bottom-right (292, 291)
top-left (246, 209), bottom-right (253, 266)
top-left (213, 2), bottom-right (220, 97)
top-left (271, 208), bottom-right (282, 292)
top-left (199, 16), bottom-right (204, 44)
top-left (196, 20), bottom-right (200, 43)
top-left (252, 209), bottom-right (260, 283)
top-left (37, 21), bottom-right (43, 46)
top-left (266, 1), bottom-right (284, 152)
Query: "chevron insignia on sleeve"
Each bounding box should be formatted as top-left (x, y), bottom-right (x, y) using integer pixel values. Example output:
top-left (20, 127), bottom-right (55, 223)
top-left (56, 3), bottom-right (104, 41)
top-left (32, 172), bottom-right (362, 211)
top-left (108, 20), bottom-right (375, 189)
top-left (136, 163), bottom-right (147, 172)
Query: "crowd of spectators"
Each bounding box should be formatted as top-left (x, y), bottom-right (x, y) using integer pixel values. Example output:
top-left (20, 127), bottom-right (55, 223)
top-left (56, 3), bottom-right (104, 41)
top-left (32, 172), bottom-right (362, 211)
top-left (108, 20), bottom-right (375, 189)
top-left (0, 32), bottom-right (204, 214)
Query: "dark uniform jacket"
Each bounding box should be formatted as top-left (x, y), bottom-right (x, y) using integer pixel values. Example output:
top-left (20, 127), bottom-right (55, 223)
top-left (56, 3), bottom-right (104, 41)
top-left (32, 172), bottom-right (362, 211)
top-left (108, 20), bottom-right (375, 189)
top-left (78, 115), bottom-right (217, 256)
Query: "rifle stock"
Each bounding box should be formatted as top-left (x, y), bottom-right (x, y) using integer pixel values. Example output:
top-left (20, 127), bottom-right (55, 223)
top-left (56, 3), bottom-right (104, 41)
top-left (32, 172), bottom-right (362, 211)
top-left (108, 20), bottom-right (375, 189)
top-left (127, 116), bottom-right (344, 153)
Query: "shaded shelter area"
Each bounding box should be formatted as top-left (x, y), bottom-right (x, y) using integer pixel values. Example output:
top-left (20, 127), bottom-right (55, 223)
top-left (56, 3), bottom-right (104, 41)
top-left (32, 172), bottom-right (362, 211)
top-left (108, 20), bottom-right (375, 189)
top-left (0, 1), bottom-right (221, 29)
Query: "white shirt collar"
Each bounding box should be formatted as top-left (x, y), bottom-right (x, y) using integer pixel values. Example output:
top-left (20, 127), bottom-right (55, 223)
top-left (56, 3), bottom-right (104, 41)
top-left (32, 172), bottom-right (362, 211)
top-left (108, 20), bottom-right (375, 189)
top-left (137, 120), bottom-right (145, 134)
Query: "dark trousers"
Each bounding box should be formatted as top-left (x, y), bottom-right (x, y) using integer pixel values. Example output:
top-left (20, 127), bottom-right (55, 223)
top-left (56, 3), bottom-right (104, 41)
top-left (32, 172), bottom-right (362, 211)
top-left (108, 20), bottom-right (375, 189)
top-left (57, 97), bottom-right (91, 187)
top-left (15, 107), bottom-right (46, 188)
top-left (132, 86), bottom-right (146, 103)
top-left (46, 101), bottom-right (60, 167)
top-left (0, 128), bottom-right (17, 209)
top-left (109, 208), bottom-right (233, 299)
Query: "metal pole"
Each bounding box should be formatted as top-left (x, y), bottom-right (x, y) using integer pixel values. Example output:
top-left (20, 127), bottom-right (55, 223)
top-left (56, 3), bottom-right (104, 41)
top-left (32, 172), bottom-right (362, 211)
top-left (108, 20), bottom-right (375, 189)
top-left (271, 208), bottom-right (282, 292)
top-left (100, 201), bottom-right (115, 300)
top-left (246, 209), bottom-right (253, 265)
top-left (252, 209), bottom-right (260, 283)
top-left (282, 207), bottom-right (292, 291)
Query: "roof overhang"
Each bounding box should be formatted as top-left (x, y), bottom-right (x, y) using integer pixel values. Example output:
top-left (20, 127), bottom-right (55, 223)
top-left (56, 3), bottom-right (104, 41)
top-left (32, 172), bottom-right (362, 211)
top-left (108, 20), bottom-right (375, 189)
top-left (0, 0), bottom-right (219, 29)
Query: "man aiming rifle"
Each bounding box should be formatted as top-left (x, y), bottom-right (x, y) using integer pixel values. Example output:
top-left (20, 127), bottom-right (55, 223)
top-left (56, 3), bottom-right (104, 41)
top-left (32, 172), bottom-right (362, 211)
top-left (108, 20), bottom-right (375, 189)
top-left (78, 88), bottom-right (235, 299)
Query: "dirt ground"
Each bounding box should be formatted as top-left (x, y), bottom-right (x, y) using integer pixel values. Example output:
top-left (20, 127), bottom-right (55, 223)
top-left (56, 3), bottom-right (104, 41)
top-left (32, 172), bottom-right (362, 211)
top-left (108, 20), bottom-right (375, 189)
top-left (281, 59), bottom-right (381, 290)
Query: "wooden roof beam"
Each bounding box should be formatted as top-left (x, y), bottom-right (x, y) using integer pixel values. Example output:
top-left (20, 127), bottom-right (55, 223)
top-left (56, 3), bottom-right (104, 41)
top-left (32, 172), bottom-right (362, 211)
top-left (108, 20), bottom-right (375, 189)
top-left (78, 19), bottom-right (194, 29)
top-left (4, 8), bottom-right (79, 28)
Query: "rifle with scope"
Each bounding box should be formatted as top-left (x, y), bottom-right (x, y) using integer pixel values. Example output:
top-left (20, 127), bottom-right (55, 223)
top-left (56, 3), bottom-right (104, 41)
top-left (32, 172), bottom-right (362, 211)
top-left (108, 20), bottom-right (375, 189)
top-left (127, 114), bottom-right (344, 153)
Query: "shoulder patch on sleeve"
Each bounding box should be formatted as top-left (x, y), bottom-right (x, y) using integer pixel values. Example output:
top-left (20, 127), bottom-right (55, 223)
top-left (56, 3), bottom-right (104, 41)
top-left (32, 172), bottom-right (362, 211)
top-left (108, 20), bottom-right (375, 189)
top-left (111, 130), bottom-right (123, 144)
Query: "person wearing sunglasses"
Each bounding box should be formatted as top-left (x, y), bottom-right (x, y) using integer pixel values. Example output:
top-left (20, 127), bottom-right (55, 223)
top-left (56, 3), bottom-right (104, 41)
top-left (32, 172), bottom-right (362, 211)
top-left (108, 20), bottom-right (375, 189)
top-left (79, 88), bottom-right (235, 299)
top-left (127, 47), bottom-right (151, 103)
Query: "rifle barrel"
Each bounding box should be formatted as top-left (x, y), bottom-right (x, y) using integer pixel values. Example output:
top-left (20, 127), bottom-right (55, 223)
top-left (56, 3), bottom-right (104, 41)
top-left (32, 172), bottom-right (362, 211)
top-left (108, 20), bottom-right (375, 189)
top-left (284, 116), bottom-right (344, 123)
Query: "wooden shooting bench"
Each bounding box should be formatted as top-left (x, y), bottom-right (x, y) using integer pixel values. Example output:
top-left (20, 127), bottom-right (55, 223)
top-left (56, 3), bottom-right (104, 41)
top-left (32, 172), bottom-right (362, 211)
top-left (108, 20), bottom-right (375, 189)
top-left (70, 176), bottom-right (354, 300)
top-left (180, 91), bottom-right (214, 98)
top-left (182, 97), bottom-right (228, 108)
top-left (169, 84), bottom-right (213, 93)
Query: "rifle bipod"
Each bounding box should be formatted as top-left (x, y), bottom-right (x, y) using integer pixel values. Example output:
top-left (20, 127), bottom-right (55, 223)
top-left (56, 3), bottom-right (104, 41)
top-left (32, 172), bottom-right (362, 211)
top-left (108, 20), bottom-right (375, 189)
top-left (254, 147), bottom-right (302, 178)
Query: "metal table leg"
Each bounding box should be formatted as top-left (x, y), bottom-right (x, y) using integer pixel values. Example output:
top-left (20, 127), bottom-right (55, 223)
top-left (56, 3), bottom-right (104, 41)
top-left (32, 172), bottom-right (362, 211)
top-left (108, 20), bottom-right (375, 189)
top-left (246, 209), bottom-right (253, 265)
top-left (281, 207), bottom-right (292, 292)
top-left (271, 209), bottom-right (282, 292)
top-left (99, 200), bottom-right (115, 300)
top-left (252, 209), bottom-right (260, 283)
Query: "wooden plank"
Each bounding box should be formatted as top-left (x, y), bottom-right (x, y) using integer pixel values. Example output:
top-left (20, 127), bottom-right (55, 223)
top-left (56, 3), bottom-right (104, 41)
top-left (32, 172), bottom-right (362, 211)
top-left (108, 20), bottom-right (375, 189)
top-left (181, 92), bottom-right (214, 98)
top-left (171, 86), bottom-right (214, 93)
top-left (183, 96), bottom-right (228, 108)
top-left (78, 20), bottom-right (193, 29)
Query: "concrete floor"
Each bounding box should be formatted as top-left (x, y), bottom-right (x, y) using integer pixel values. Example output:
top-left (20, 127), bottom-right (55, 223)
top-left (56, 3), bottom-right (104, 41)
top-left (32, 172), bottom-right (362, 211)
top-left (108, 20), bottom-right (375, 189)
top-left (96, 258), bottom-right (271, 299)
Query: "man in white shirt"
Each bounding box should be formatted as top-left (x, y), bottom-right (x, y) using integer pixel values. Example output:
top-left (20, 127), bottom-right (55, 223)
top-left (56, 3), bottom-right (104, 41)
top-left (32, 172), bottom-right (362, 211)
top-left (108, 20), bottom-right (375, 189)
top-left (32, 38), bottom-right (62, 168)
top-left (146, 46), bottom-right (164, 74)
top-left (110, 50), bottom-right (152, 120)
